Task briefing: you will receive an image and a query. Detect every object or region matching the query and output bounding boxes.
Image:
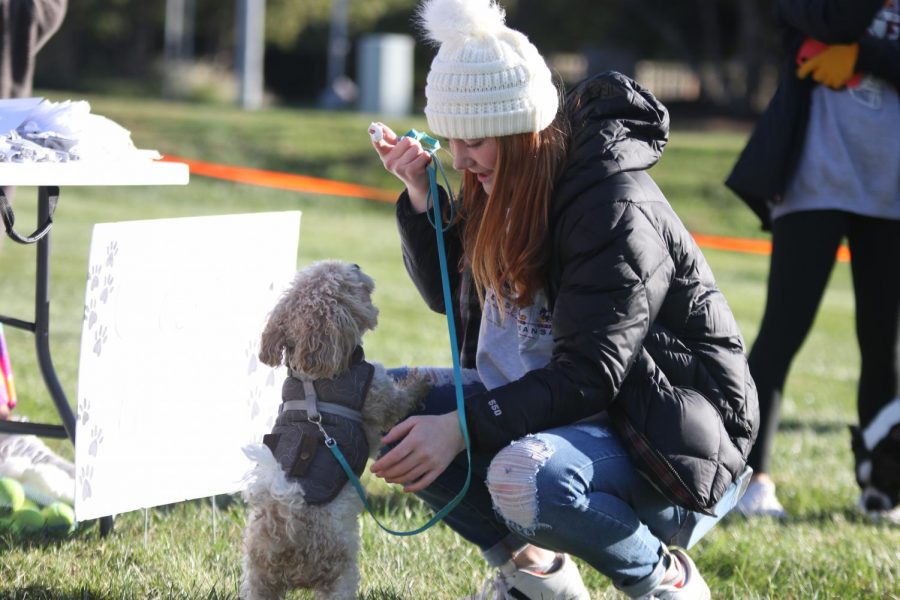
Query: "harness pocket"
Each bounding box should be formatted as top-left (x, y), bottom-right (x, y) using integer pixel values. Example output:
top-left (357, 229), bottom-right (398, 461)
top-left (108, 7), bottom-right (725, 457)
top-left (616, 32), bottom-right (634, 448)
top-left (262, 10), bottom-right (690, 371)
top-left (290, 429), bottom-right (320, 477)
top-left (266, 423), bottom-right (321, 479)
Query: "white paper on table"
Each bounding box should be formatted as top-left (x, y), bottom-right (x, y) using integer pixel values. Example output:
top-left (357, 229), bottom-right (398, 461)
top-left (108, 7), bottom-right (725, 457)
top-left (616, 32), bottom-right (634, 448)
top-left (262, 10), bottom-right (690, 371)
top-left (0, 97), bottom-right (43, 135)
top-left (74, 211), bottom-right (301, 521)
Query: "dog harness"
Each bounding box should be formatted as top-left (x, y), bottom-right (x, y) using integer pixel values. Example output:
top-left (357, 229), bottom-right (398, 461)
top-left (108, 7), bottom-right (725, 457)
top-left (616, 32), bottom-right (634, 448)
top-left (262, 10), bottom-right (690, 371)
top-left (262, 347), bottom-right (374, 505)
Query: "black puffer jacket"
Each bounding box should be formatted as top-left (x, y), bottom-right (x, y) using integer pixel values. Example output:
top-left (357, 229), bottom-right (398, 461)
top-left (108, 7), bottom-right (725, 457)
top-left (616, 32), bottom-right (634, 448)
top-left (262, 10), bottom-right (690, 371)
top-left (397, 72), bottom-right (758, 514)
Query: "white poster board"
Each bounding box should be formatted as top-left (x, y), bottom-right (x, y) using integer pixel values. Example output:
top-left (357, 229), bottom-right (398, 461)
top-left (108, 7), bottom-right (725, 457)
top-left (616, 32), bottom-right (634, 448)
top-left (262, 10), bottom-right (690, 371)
top-left (74, 211), bottom-right (300, 521)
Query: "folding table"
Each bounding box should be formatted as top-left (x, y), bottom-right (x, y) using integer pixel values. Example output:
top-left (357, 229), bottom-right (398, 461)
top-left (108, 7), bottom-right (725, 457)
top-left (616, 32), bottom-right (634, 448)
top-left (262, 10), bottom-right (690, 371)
top-left (0, 160), bottom-right (189, 531)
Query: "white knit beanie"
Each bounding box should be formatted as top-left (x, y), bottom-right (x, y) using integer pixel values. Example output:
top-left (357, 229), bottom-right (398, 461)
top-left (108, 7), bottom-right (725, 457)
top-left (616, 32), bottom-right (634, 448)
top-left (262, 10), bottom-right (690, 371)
top-left (417, 0), bottom-right (559, 139)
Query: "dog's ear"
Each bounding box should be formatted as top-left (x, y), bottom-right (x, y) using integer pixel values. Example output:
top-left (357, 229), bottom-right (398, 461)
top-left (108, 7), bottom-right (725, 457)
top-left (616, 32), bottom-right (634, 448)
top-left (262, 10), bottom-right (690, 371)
top-left (259, 312), bottom-right (287, 367)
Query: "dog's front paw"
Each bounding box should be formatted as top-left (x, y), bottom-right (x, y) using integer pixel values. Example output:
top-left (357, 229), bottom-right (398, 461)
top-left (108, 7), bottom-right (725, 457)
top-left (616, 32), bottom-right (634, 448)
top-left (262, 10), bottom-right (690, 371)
top-left (397, 367), bottom-right (432, 411)
top-left (363, 364), bottom-right (432, 432)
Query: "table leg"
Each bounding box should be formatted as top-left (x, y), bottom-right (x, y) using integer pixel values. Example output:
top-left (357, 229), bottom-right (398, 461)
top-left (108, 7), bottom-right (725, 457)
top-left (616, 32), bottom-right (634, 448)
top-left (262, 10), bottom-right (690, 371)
top-left (33, 186), bottom-right (76, 443)
top-left (0, 185), bottom-right (70, 440)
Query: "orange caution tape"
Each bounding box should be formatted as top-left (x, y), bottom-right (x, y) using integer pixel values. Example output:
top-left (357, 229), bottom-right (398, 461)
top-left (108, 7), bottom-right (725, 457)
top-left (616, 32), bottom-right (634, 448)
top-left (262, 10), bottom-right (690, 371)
top-left (161, 155), bottom-right (851, 262)
top-left (161, 155), bottom-right (397, 203)
top-left (692, 233), bottom-right (850, 262)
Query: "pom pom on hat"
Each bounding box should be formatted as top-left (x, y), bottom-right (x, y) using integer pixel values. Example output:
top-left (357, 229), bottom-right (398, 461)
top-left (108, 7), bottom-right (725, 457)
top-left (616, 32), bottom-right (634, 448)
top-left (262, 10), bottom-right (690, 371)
top-left (418, 0), bottom-right (507, 46)
top-left (418, 0), bottom-right (559, 139)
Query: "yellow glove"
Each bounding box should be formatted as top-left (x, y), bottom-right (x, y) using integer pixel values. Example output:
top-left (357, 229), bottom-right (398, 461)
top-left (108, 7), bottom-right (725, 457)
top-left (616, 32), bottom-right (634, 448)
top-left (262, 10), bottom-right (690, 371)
top-left (796, 43), bottom-right (860, 89)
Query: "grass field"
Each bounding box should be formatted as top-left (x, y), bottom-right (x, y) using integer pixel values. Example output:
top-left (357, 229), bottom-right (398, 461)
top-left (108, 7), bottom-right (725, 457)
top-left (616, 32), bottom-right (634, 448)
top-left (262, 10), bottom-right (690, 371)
top-left (0, 91), bottom-right (897, 599)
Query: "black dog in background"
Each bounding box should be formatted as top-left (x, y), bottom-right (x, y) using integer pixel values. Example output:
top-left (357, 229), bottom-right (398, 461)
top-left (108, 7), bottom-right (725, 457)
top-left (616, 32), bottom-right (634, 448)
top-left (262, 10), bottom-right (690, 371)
top-left (850, 399), bottom-right (900, 520)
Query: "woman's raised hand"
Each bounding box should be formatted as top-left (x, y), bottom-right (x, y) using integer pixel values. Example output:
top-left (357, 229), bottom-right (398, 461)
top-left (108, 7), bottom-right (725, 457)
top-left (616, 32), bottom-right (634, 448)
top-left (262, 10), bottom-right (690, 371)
top-left (369, 122), bottom-right (432, 213)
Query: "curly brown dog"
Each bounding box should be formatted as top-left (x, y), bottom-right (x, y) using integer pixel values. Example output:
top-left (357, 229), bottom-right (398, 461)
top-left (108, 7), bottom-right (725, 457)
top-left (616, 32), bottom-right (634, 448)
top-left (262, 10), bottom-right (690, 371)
top-left (240, 260), bottom-right (427, 600)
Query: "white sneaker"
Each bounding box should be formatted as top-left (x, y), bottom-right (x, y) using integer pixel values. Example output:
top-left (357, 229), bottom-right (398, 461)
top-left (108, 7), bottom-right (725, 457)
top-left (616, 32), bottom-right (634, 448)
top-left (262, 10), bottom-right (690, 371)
top-left (736, 479), bottom-right (787, 518)
top-left (637, 548), bottom-right (710, 600)
top-left (0, 433), bottom-right (75, 504)
top-left (467, 553), bottom-right (590, 600)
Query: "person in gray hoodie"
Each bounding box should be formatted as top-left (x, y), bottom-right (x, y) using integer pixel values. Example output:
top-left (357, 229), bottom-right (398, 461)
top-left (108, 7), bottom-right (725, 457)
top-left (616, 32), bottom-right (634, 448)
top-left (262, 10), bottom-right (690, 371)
top-left (727, 0), bottom-right (899, 519)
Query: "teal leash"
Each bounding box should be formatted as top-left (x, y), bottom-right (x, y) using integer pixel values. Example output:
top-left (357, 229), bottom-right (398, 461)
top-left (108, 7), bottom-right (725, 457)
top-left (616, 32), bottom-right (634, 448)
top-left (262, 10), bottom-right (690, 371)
top-left (318, 129), bottom-right (471, 536)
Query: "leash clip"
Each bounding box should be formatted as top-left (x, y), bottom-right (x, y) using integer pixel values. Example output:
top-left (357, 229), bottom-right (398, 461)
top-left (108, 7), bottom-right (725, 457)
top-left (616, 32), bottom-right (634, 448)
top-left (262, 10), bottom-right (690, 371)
top-left (308, 413), bottom-right (335, 447)
top-left (403, 128), bottom-right (441, 153)
top-left (402, 128), bottom-right (456, 232)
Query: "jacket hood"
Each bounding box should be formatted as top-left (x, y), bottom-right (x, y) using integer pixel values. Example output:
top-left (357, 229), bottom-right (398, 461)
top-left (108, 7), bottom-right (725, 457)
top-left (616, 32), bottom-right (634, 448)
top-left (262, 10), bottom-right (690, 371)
top-left (554, 71), bottom-right (669, 203)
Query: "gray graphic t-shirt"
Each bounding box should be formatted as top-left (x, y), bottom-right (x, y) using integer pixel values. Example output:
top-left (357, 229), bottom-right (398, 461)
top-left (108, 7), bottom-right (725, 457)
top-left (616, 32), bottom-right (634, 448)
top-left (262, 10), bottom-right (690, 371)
top-left (774, 0), bottom-right (900, 221)
top-left (476, 287), bottom-right (553, 390)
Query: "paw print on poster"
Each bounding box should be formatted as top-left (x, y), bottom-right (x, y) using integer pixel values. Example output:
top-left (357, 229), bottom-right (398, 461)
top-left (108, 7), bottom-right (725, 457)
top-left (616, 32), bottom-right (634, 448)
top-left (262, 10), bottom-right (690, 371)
top-left (78, 396), bottom-right (90, 426)
top-left (93, 325), bottom-right (108, 356)
top-left (88, 264), bottom-right (102, 291)
top-left (79, 465), bottom-right (94, 500)
top-left (88, 425), bottom-right (104, 457)
top-left (105, 241), bottom-right (119, 267)
top-left (246, 341), bottom-right (259, 375)
top-left (85, 298), bottom-right (98, 329)
top-left (248, 387), bottom-right (261, 420)
top-left (100, 274), bottom-right (115, 304)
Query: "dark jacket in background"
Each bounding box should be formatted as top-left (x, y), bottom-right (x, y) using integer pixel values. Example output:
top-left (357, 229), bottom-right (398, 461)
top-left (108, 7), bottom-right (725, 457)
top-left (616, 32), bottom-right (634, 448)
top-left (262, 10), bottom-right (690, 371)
top-left (397, 72), bottom-right (759, 514)
top-left (726, 0), bottom-right (900, 229)
top-left (0, 0), bottom-right (66, 99)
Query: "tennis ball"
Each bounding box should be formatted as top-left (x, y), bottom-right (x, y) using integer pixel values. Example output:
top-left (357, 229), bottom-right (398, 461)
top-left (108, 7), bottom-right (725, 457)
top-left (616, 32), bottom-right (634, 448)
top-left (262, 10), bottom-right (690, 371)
top-left (0, 477), bottom-right (25, 516)
top-left (41, 502), bottom-right (76, 535)
top-left (10, 506), bottom-right (45, 534)
top-left (21, 498), bottom-right (39, 511)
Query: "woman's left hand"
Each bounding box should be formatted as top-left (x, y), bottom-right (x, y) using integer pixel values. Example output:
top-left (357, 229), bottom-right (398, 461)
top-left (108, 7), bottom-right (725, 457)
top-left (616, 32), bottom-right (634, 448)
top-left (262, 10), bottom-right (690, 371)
top-left (370, 411), bottom-right (464, 493)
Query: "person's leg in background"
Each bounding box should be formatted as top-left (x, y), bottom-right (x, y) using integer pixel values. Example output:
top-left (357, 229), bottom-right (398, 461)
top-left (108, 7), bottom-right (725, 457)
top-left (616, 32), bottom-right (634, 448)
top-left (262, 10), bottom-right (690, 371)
top-left (846, 215), bottom-right (900, 514)
top-left (847, 215), bottom-right (900, 427)
top-left (740, 210), bottom-right (847, 517)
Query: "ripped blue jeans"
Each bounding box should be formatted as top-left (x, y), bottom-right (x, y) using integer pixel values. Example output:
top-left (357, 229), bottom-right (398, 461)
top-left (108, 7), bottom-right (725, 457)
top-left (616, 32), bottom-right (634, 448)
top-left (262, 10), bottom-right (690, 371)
top-left (390, 368), bottom-right (746, 597)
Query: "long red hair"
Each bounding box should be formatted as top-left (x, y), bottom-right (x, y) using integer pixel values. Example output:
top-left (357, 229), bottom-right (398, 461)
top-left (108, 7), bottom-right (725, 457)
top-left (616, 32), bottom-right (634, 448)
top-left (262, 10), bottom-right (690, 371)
top-left (459, 117), bottom-right (568, 308)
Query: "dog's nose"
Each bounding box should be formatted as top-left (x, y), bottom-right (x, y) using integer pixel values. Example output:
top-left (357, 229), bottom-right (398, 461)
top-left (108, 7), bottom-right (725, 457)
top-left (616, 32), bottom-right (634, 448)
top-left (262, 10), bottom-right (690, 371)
top-left (352, 263), bottom-right (360, 270)
top-left (864, 493), bottom-right (889, 512)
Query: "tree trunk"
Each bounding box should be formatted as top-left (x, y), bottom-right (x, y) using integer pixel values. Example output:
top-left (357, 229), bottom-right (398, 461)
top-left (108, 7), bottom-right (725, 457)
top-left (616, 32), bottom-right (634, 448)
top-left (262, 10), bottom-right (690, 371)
top-left (736, 0), bottom-right (768, 112)
top-left (621, 0), bottom-right (695, 64)
top-left (695, 0), bottom-right (732, 105)
top-left (127, 3), bottom-right (159, 78)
